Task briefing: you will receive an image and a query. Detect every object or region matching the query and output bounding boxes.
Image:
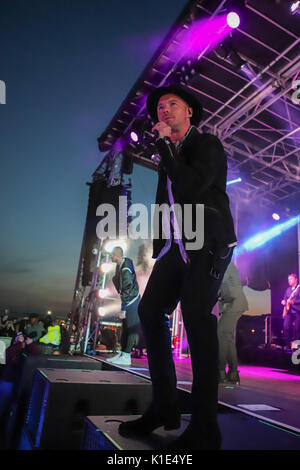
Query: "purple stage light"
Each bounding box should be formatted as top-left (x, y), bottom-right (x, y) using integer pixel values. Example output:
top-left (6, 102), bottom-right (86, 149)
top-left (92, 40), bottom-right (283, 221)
top-left (171, 16), bottom-right (234, 62)
top-left (227, 12), bottom-right (240, 28)
top-left (130, 131), bottom-right (139, 143)
top-left (291, 1), bottom-right (300, 14)
top-left (151, 154), bottom-right (160, 164)
top-left (272, 213), bottom-right (280, 221)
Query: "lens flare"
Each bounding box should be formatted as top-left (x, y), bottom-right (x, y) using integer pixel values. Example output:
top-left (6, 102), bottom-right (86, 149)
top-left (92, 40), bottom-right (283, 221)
top-left (98, 288), bottom-right (110, 299)
top-left (100, 262), bottom-right (113, 274)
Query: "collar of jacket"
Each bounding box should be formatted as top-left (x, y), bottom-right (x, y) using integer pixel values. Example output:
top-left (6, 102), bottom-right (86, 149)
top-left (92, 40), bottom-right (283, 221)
top-left (174, 125), bottom-right (195, 148)
top-left (179, 125), bottom-right (202, 159)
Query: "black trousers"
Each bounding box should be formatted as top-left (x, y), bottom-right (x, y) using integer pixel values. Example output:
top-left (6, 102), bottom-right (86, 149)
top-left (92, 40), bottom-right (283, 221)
top-left (218, 310), bottom-right (243, 373)
top-left (283, 312), bottom-right (300, 346)
top-left (138, 241), bottom-right (233, 426)
top-left (121, 296), bottom-right (140, 353)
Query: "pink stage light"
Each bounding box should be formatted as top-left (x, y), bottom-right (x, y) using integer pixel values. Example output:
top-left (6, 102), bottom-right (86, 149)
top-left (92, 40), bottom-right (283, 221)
top-left (130, 131), bottom-right (139, 143)
top-left (171, 15), bottom-right (236, 62)
top-left (227, 12), bottom-right (240, 28)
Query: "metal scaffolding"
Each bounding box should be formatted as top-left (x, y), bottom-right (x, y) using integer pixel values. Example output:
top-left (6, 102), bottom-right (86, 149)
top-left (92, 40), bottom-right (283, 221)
top-left (70, 150), bottom-right (132, 353)
top-left (97, 0), bottom-right (300, 209)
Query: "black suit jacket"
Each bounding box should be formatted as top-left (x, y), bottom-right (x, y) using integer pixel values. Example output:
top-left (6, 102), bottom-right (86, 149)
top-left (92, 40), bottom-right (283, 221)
top-left (152, 127), bottom-right (237, 258)
top-left (112, 258), bottom-right (140, 309)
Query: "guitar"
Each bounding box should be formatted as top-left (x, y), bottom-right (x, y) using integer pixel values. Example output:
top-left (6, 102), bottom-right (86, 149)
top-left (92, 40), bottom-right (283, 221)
top-left (282, 284), bottom-right (300, 318)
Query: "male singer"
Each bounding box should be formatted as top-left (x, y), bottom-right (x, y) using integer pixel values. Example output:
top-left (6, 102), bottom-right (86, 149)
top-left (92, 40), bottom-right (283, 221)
top-left (118, 84), bottom-right (236, 450)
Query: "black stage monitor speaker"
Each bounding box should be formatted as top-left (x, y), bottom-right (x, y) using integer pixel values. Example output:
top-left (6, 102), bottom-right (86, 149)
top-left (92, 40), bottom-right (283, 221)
top-left (20, 368), bottom-right (152, 450)
top-left (5, 354), bottom-right (105, 449)
top-left (81, 415), bottom-right (191, 451)
top-left (81, 413), bottom-right (300, 451)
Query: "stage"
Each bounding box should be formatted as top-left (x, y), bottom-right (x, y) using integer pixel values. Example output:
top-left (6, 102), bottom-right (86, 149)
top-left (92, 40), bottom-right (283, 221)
top-left (88, 353), bottom-right (300, 443)
top-left (1, 351), bottom-right (300, 451)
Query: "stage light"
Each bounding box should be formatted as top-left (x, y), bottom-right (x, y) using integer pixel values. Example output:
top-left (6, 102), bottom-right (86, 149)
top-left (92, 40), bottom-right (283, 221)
top-left (98, 307), bottom-right (105, 317)
top-left (176, 59), bottom-right (200, 85)
top-left (240, 63), bottom-right (257, 80)
top-left (130, 131), bottom-right (139, 143)
top-left (98, 288), bottom-right (110, 299)
top-left (227, 177), bottom-right (242, 186)
top-left (290, 1), bottom-right (300, 14)
top-left (272, 213), bottom-right (280, 221)
top-left (237, 215), bottom-right (300, 255)
top-left (227, 12), bottom-right (240, 28)
top-left (214, 43), bottom-right (245, 70)
top-left (151, 154), bottom-right (160, 164)
top-left (100, 262), bottom-right (113, 274)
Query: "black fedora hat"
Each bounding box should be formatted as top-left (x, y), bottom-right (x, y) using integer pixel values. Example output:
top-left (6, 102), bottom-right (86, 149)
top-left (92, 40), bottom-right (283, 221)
top-left (146, 84), bottom-right (203, 126)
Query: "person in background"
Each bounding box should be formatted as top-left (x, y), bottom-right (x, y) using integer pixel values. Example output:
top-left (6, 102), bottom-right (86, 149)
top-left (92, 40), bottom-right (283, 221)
top-left (217, 262), bottom-right (248, 385)
top-left (282, 273), bottom-right (300, 348)
top-left (59, 320), bottom-right (71, 354)
top-left (0, 331), bottom-right (42, 418)
top-left (107, 246), bottom-right (140, 366)
top-left (25, 313), bottom-right (45, 343)
top-left (3, 332), bottom-right (42, 380)
top-left (0, 315), bottom-right (14, 337)
top-left (39, 317), bottom-right (61, 354)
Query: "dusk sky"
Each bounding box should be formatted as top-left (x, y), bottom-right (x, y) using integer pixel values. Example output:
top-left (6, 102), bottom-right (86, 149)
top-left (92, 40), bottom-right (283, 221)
top-left (0, 0), bottom-right (188, 317)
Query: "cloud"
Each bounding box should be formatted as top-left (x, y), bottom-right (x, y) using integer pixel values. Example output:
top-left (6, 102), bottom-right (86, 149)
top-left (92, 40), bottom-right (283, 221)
top-left (0, 254), bottom-right (49, 275)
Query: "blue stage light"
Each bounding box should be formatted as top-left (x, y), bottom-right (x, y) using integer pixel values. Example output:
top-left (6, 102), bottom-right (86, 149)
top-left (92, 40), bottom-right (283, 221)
top-left (227, 177), bottom-right (242, 185)
top-left (236, 215), bottom-right (300, 256)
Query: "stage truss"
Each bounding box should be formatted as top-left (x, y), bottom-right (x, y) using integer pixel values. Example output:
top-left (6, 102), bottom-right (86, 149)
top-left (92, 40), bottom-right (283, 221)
top-left (97, 0), bottom-right (300, 210)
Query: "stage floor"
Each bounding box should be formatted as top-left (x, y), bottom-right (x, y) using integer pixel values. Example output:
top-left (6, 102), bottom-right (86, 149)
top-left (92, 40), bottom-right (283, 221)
top-left (90, 353), bottom-right (300, 434)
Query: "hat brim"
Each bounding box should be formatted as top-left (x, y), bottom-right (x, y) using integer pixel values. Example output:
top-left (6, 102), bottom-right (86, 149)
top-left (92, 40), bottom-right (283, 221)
top-left (146, 84), bottom-right (203, 126)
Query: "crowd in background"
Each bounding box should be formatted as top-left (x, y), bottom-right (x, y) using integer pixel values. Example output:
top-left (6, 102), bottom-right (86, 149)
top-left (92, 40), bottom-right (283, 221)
top-left (0, 313), bottom-right (82, 361)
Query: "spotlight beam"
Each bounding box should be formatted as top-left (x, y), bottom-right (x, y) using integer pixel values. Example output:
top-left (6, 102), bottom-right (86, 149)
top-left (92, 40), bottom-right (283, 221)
top-left (227, 177), bottom-right (242, 186)
top-left (236, 215), bottom-right (300, 256)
